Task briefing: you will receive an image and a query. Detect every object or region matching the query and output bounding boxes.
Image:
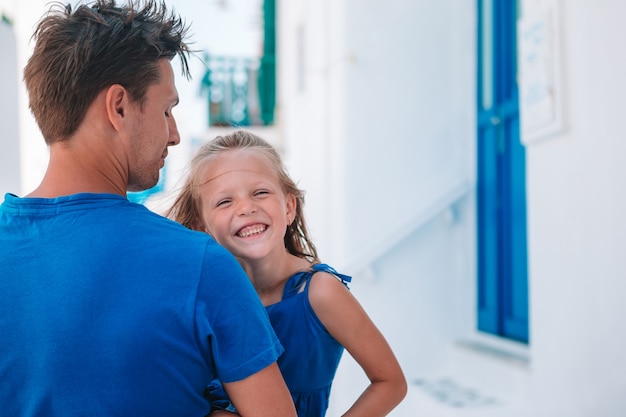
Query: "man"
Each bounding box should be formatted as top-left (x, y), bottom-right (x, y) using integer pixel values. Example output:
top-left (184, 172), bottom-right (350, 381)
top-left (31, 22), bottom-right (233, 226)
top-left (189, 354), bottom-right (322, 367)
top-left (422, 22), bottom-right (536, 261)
top-left (0, 1), bottom-right (296, 416)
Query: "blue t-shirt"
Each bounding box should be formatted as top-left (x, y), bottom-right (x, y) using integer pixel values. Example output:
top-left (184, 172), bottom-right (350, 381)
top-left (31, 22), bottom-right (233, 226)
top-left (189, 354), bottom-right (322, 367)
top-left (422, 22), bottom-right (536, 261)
top-left (0, 193), bottom-right (283, 417)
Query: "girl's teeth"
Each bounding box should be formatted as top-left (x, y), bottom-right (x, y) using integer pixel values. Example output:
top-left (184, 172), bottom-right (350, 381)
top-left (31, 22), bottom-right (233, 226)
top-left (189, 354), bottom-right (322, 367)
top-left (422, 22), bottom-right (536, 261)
top-left (238, 225), bottom-right (266, 237)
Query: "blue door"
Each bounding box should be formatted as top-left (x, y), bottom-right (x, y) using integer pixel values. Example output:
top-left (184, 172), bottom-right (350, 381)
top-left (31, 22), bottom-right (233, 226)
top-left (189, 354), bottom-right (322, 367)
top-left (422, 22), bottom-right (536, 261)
top-left (477, 0), bottom-right (529, 343)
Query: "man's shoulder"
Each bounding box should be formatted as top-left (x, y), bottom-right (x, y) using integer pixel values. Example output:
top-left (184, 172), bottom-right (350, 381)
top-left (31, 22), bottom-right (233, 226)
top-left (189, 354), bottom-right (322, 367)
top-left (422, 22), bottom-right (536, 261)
top-left (137, 209), bottom-right (216, 244)
top-left (103, 201), bottom-right (220, 250)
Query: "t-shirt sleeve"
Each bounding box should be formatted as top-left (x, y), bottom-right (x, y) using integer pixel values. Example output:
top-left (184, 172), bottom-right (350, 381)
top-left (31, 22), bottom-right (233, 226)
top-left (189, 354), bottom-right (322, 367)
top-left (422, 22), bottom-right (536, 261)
top-left (195, 240), bottom-right (283, 383)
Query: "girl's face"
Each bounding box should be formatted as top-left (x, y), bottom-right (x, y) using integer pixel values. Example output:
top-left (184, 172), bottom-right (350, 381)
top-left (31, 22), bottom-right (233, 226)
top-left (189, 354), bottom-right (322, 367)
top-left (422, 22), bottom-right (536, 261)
top-left (198, 149), bottom-right (296, 263)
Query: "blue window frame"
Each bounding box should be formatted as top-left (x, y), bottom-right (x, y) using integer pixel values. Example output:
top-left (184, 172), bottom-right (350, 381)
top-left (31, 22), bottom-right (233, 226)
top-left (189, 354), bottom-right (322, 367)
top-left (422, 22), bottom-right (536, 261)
top-left (477, 0), bottom-right (529, 343)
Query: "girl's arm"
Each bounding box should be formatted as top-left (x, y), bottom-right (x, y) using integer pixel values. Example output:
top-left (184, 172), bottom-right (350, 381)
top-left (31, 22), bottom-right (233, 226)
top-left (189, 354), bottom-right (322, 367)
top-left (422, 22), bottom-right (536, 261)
top-left (309, 272), bottom-right (407, 417)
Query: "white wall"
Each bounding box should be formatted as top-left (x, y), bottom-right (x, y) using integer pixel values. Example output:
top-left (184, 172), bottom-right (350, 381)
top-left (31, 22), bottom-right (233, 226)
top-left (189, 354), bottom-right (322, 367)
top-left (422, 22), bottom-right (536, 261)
top-left (277, 0), bottom-right (344, 263)
top-left (13, 0), bottom-right (48, 195)
top-left (0, 19), bottom-right (20, 197)
top-left (524, 0), bottom-right (626, 415)
top-left (278, 0), bottom-right (481, 415)
top-left (340, 0), bottom-right (474, 265)
top-left (280, 0), bottom-right (626, 416)
top-left (280, 0), bottom-right (476, 266)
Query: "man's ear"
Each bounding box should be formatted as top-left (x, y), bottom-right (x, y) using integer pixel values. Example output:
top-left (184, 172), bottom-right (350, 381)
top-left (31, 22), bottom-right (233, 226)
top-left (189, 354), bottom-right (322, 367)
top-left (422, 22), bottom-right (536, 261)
top-left (105, 84), bottom-right (130, 131)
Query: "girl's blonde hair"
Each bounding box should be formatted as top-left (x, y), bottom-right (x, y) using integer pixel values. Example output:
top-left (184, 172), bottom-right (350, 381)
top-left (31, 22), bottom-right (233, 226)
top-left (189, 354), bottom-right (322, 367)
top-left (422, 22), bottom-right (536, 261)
top-left (166, 130), bottom-right (319, 263)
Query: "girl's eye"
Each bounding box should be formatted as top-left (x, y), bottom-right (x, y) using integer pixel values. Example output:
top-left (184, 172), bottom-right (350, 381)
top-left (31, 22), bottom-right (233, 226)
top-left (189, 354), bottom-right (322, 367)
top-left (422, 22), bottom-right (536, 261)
top-left (216, 199), bottom-right (231, 207)
top-left (254, 190), bottom-right (269, 196)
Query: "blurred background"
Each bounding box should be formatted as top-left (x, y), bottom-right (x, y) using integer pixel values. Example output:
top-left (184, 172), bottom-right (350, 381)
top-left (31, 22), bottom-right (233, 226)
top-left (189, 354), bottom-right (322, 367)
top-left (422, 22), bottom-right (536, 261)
top-left (2, 0), bottom-right (625, 416)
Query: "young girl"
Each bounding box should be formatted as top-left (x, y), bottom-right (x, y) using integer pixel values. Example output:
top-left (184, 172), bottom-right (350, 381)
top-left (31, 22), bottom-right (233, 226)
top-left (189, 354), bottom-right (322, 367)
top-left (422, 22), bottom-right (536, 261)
top-left (167, 130), bottom-right (407, 417)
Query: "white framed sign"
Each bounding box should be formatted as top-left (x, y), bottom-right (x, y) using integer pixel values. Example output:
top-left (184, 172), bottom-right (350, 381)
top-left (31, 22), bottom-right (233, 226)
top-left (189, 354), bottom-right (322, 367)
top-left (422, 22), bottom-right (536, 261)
top-left (518, 1), bottom-right (565, 145)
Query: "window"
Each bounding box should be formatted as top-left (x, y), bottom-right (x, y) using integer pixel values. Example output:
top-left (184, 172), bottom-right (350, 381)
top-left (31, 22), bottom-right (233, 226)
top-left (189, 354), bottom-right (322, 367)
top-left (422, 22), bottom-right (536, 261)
top-left (200, 0), bottom-right (276, 127)
top-left (476, 0), bottom-right (529, 343)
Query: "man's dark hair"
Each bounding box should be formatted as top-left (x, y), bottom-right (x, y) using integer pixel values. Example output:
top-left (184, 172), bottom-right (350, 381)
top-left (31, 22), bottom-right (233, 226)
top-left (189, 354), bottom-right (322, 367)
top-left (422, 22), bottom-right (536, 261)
top-left (24, 0), bottom-right (192, 144)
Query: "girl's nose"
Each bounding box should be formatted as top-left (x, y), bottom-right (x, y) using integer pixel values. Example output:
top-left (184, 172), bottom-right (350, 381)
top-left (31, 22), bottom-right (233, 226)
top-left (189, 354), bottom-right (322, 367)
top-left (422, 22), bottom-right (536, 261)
top-left (237, 200), bottom-right (257, 216)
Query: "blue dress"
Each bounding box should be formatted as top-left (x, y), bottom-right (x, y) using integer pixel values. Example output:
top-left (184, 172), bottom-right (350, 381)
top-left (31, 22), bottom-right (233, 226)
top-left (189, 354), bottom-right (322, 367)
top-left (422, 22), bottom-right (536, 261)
top-left (207, 263), bottom-right (352, 417)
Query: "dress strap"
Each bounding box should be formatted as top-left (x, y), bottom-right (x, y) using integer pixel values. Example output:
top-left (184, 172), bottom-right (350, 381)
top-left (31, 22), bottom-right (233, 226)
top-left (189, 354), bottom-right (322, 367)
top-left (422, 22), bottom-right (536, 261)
top-left (283, 264), bottom-right (352, 299)
top-left (311, 263), bottom-right (352, 287)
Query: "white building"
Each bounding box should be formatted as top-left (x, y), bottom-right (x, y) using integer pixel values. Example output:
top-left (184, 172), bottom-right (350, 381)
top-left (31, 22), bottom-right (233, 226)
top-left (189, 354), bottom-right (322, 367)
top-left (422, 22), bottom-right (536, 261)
top-left (2, 0), bottom-right (625, 416)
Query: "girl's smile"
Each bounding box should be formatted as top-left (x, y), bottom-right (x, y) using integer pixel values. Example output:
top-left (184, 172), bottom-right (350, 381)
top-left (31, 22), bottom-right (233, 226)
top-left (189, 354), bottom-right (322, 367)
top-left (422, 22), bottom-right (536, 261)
top-left (198, 148), bottom-right (296, 264)
top-left (236, 223), bottom-right (268, 238)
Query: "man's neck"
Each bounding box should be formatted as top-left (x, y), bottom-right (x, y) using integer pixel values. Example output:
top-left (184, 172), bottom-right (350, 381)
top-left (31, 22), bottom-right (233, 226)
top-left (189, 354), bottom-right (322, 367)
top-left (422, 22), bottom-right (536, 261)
top-left (27, 143), bottom-right (127, 198)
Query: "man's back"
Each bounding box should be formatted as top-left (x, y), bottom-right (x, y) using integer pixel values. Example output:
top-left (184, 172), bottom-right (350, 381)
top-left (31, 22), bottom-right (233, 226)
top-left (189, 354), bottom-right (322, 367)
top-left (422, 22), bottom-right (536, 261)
top-left (0, 193), bottom-right (282, 416)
